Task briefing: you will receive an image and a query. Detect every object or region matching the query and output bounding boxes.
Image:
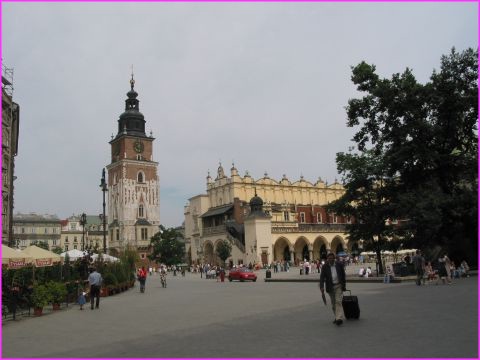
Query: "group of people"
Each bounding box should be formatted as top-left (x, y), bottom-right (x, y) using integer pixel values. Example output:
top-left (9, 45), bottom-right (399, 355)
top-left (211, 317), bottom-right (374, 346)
top-left (413, 251), bottom-right (470, 286)
top-left (270, 260), bottom-right (291, 273)
top-left (358, 267), bottom-right (374, 278)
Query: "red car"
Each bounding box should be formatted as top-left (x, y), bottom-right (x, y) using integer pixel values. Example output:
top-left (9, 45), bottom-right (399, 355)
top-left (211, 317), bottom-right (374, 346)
top-left (228, 268), bottom-right (257, 282)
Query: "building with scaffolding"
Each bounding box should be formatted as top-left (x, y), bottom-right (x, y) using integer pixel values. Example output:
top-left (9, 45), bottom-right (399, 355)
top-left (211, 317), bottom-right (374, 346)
top-left (2, 64), bottom-right (20, 246)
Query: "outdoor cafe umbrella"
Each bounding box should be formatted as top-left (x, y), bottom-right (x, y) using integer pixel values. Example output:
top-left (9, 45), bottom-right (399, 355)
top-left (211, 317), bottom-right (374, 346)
top-left (1, 244), bottom-right (32, 269)
top-left (23, 245), bottom-right (62, 267)
top-left (91, 253), bottom-right (119, 263)
top-left (22, 245), bottom-right (62, 282)
top-left (60, 249), bottom-right (85, 261)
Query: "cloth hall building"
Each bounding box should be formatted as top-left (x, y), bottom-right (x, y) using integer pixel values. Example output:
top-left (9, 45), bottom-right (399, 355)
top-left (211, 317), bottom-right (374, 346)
top-left (184, 164), bottom-right (358, 266)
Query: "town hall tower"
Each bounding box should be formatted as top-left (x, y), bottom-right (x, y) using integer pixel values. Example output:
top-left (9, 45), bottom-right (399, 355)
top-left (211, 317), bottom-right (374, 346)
top-left (106, 75), bottom-right (160, 256)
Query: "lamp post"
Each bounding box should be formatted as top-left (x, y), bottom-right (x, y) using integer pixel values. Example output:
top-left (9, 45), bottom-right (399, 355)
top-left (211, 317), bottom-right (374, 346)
top-left (80, 213), bottom-right (87, 251)
top-left (99, 168), bottom-right (108, 254)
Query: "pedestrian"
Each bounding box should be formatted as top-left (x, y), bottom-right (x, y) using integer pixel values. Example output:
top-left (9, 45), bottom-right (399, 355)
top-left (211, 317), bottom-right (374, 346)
top-left (137, 266), bottom-right (147, 292)
top-left (460, 260), bottom-right (470, 277)
top-left (319, 252), bottom-right (347, 326)
top-left (443, 254), bottom-right (452, 284)
top-left (77, 288), bottom-right (87, 310)
top-left (220, 267), bottom-right (225, 282)
top-left (412, 250), bottom-right (426, 285)
top-left (200, 265), bottom-right (204, 278)
top-left (383, 266), bottom-right (394, 284)
top-left (437, 254), bottom-right (451, 285)
top-left (88, 267), bottom-right (102, 310)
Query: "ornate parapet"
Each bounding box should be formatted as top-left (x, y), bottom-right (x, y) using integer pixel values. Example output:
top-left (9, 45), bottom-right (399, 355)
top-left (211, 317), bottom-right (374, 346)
top-left (272, 223), bottom-right (347, 233)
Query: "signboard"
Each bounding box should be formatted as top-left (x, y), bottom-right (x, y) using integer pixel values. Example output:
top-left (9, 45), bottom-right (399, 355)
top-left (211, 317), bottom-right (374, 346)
top-left (35, 259), bottom-right (53, 267)
top-left (8, 259), bottom-right (27, 269)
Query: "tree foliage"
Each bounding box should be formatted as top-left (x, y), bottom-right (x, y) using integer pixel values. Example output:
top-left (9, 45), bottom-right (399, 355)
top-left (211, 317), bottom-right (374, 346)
top-left (332, 47), bottom-right (478, 266)
top-left (215, 240), bottom-right (232, 266)
top-left (31, 241), bottom-right (50, 250)
top-left (148, 225), bottom-right (185, 266)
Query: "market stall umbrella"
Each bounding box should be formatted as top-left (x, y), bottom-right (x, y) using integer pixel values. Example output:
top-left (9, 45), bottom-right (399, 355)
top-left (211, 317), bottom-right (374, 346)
top-left (60, 249), bottom-right (85, 261)
top-left (22, 245), bottom-right (62, 267)
top-left (1, 245), bottom-right (33, 269)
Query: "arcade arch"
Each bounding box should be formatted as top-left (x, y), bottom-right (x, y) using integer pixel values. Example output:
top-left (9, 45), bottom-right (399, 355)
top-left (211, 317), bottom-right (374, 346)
top-left (294, 236), bottom-right (310, 264)
top-left (313, 236), bottom-right (328, 260)
top-left (330, 236), bottom-right (346, 254)
top-left (273, 237), bottom-right (291, 262)
top-left (204, 241), bottom-right (214, 265)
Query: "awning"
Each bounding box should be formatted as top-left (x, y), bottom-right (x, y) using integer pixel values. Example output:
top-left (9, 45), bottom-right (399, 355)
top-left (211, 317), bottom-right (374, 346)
top-left (200, 205), bottom-right (233, 218)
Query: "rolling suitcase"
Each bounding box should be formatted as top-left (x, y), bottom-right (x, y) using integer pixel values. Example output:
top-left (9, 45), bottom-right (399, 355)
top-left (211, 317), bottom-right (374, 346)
top-left (342, 290), bottom-right (360, 319)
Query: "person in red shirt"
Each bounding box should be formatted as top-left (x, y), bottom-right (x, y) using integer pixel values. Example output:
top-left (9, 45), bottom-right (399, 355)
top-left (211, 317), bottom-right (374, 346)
top-left (137, 266), bottom-right (147, 293)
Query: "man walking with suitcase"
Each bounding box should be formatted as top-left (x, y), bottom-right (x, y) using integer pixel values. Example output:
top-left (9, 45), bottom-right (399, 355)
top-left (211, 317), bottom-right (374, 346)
top-left (320, 252), bottom-right (346, 325)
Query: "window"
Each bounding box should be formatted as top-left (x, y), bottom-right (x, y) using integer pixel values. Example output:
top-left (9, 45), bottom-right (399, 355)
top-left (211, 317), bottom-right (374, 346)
top-left (333, 215), bottom-right (338, 224)
top-left (70, 223), bottom-right (76, 231)
top-left (137, 172), bottom-right (144, 183)
top-left (44, 228), bottom-right (48, 234)
top-left (52, 239), bottom-right (57, 246)
top-left (317, 213), bottom-right (323, 223)
top-left (21, 228), bottom-right (25, 234)
top-left (138, 205), bottom-right (144, 218)
top-left (116, 229), bottom-right (120, 241)
top-left (74, 236), bottom-right (77, 243)
top-left (346, 216), bottom-right (352, 224)
top-left (299, 212), bottom-right (306, 223)
top-left (65, 245), bottom-right (69, 251)
top-left (283, 211), bottom-right (290, 221)
top-left (141, 228), bottom-right (148, 240)
top-left (140, 253), bottom-right (146, 259)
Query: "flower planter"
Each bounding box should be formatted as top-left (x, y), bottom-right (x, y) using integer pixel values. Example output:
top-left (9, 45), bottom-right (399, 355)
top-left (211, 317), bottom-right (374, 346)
top-left (100, 288), bottom-right (108, 297)
top-left (52, 303), bottom-right (61, 311)
top-left (33, 307), bottom-right (43, 316)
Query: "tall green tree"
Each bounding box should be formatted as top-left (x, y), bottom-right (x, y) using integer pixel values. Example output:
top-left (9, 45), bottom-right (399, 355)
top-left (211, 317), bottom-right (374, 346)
top-left (215, 240), bottom-right (232, 267)
top-left (329, 150), bottom-right (394, 274)
top-left (148, 225), bottom-right (185, 266)
top-left (334, 47), bottom-right (477, 266)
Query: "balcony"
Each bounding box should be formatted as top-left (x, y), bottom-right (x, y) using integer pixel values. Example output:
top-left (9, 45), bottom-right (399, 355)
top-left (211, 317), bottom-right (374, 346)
top-left (202, 225), bottom-right (227, 237)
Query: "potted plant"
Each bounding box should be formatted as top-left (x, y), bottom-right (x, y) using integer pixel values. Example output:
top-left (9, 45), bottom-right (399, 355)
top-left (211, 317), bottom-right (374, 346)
top-left (46, 281), bottom-right (67, 310)
top-left (102, 273), bottom-right (118, 296)
top-left (31, 284), bottom-right (52, 316)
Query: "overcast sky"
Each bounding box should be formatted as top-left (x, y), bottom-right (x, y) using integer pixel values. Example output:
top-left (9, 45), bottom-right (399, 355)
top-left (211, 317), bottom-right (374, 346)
top-left (2, 2), bottom-right (477, 227)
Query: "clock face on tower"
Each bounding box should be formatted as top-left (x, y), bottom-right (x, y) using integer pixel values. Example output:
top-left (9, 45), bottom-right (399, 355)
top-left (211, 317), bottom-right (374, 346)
top-left (134, 140), bottom-right (144, 153)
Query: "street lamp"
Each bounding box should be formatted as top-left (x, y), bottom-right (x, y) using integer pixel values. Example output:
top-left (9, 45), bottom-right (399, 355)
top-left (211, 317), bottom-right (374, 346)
top-left (99, 168), bottom-right (108, 254)
top-left (80, 213), bottom-right (87, 251)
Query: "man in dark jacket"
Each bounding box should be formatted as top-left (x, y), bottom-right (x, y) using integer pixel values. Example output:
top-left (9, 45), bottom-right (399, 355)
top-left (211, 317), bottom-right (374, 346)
top-left (320, 252), bottom-right (346, 325)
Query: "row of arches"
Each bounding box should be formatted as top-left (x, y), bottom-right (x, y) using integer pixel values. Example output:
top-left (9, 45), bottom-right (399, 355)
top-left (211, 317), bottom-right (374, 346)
top-left (198, 236), bottom-right (361, 266)
top-left (273, 236), bottom-right (360, 263)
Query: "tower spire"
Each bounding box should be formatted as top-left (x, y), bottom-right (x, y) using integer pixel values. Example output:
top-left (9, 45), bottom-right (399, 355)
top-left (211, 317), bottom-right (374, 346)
top-left (130, 65), bottom-right (135, 90)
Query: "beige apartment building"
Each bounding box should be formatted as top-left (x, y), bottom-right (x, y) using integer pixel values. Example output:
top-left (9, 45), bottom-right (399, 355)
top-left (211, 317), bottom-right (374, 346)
top-left (184, 164), bottom-right (357, 267)
top-left (12, 213), bottom-right (62, 250)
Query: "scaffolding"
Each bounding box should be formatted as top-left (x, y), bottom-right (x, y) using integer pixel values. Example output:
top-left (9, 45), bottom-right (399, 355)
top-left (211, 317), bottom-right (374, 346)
top-left (2, 62), bottom-right (14, 97)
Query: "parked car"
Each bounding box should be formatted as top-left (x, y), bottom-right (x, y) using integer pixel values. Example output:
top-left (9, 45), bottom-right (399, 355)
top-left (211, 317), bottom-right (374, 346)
top-left (228, 268), bottom-right (257, 282)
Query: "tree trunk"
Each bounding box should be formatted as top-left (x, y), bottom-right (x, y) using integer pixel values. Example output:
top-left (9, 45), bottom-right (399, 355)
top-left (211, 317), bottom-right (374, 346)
top-left (375, 242), bottom-right (384, 275)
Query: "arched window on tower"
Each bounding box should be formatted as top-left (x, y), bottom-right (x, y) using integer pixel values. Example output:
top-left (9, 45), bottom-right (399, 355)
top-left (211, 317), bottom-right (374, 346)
top-left (137, 171), bottom-right (144, 183)
top-left (138, 204), bottom-right (144, 218)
